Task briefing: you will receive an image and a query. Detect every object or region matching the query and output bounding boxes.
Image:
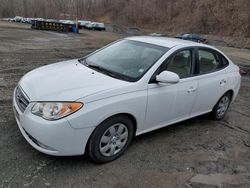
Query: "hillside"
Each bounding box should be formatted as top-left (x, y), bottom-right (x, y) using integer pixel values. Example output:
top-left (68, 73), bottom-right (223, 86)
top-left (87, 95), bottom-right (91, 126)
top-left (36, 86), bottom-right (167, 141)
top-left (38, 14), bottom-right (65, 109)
top-left (1, 0), bottom-right (250, 37)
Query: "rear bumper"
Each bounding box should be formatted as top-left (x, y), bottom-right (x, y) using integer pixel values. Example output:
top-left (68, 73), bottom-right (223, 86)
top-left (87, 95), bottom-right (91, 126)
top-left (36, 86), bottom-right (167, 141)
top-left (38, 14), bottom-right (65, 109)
top-left (232, 72), bottom-right (241, 102)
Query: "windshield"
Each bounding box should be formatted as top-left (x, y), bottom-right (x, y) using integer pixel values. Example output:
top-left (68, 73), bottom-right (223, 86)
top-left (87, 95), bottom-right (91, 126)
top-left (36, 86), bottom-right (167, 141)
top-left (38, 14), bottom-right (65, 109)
top-left (81, 40), bottom-right (169, 82)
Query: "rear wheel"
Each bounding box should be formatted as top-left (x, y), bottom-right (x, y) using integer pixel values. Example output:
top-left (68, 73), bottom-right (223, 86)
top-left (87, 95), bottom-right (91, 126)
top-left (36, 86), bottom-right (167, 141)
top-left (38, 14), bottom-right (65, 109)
top-left (87, 115), bottom-right (134, 163)
top-left (212, 92), bottom-right (232, 120)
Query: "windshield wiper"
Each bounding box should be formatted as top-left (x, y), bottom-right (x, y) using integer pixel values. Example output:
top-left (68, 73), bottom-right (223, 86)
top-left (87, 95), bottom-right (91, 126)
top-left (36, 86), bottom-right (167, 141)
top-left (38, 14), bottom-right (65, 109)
top-left (82, 60), bottom-right (125, 80)
top-left (80, 59), bottom-right (131, 81)
top-left (84, 62), bottom-right (107, 73)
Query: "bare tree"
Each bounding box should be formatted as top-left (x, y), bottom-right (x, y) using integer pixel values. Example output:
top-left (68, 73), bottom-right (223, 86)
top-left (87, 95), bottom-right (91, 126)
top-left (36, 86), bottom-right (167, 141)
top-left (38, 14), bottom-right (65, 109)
top-left (0, 0), bottom-right (249, 36)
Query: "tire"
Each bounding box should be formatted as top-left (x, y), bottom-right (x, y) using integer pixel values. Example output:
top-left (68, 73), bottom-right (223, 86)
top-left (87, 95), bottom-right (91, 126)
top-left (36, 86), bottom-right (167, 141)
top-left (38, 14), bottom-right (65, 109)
top-left (212, 92), bottom-right (232, 120)
top-left (87, 115), bottom-right (135, 163)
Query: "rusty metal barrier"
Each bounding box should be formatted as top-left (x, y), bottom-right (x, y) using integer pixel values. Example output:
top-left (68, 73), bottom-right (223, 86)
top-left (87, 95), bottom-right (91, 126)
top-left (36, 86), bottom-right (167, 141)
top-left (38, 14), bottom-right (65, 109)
top-left (31, 20), bottom-right (77, 33)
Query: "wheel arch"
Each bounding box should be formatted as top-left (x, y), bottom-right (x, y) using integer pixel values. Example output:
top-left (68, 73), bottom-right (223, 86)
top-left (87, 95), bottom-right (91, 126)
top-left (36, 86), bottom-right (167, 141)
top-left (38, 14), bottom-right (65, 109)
top-left (226, 89), bottom-right (234, 101)
top-left (96, 113), bottom-right (138, 134)
top-left (104, 113), bottom-right (138, 135)
top-left (211, 89), bottom-right (234, 120)
top-left (214, 89), bottom-right (234, 108)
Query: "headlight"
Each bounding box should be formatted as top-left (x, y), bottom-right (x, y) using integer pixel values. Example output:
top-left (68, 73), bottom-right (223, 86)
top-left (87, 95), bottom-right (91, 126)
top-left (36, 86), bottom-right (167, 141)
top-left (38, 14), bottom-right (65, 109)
top-left (31, 102), bottom-right (83, 120)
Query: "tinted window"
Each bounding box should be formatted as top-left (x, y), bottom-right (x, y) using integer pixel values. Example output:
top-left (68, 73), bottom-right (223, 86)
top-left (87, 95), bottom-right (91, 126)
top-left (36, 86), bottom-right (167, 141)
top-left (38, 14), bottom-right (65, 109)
top-left (198, 50), bottom-right (220, 74)
top-left (162, 50), bottom-right (192, 78)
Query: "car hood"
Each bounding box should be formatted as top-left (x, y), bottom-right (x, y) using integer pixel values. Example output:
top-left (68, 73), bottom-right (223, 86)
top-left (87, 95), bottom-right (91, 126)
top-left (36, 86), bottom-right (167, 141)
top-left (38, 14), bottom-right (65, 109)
top-left (19, 59), bottom-right (128, 101)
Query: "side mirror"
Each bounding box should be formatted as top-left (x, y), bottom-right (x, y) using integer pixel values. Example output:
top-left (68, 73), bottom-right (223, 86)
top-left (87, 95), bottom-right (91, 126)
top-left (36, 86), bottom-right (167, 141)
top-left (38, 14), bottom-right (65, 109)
top-left (156, 71), bottom-right (180, 84)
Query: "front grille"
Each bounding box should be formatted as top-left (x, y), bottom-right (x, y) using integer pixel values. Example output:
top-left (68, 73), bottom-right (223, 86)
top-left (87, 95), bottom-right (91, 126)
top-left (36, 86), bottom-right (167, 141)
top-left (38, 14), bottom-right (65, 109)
top-left (15, 86), bottom-right (30, 113)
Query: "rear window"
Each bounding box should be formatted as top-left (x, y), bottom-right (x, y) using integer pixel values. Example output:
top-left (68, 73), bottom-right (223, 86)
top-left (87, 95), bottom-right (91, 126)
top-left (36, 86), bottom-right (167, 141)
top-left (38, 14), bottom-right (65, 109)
top-left (198, 50), bottom-right (220, 74)
top-left (198, 49), bottom-right (229, 74)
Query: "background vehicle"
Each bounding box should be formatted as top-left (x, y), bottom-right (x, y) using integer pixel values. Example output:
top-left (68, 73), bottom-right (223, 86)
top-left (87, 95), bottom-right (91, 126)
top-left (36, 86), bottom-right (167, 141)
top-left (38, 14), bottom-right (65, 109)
top-left (91, 22), bottom-right (106, 31)
top-left (85, 22), bottom-right (105, 31)
top-left (24, 18), bottom-right (33, 24)
top-left (84, 22), bottom-right (93, 29)
top-left (13, 16), bottom-right (23, 22)
top-left (149, 33), bottom-right (167, 37)
top-left (78, 20), bottom-right (91, 29)
top-left (176, 33), bottom-right (208, 43)
top-left (58, 20), bottom-right (75, 25)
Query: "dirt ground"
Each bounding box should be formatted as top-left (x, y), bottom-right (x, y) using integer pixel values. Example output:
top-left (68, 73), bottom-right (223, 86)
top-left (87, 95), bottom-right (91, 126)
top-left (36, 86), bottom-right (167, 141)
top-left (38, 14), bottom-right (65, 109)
top-left (0, 21), bottom-right (250, 188)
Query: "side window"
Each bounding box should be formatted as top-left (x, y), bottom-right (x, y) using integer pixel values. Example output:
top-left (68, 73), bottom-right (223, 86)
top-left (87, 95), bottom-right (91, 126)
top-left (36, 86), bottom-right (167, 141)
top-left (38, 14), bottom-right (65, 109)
top-left (198, 50), bottom-right (220, 74)
top-left (163, 50), bottom-right (192, 78)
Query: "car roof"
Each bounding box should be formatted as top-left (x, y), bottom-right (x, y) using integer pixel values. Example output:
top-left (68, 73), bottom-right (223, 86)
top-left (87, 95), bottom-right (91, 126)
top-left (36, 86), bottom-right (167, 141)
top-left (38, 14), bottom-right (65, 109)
top-left (126, 36), bottom-right (208, 48)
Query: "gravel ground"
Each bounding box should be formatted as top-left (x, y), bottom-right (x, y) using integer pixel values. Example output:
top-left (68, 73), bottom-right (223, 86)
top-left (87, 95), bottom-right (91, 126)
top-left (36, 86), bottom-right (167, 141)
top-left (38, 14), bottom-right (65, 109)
top-left (0, 21), bottom-right (250, 188)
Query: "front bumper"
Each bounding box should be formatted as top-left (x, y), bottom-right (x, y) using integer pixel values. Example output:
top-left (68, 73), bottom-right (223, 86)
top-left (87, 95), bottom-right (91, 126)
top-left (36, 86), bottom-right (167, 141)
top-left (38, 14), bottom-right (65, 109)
top-left (13, 88), bottom-right (94, 156)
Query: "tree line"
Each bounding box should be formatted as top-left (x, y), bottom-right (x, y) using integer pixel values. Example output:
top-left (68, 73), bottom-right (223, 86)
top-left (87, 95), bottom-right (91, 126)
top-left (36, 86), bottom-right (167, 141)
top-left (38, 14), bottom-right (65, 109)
top-left (0, 0), bottom-right (249, 36)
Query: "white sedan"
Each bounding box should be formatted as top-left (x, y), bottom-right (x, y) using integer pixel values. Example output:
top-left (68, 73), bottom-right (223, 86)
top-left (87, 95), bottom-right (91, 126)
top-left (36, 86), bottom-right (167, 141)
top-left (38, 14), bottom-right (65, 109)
top-left (13, 37), bottom-right (241, 162)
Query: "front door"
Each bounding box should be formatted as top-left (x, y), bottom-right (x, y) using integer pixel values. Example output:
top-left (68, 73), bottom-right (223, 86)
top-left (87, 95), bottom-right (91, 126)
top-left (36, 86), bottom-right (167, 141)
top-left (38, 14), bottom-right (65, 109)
top-left (144, 48), bottom-right (198, 131)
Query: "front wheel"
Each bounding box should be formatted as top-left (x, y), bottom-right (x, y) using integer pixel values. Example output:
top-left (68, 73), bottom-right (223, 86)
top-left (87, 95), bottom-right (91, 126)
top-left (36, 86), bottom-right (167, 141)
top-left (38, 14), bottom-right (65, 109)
top-left (212, 92), bottom-right (232, 120)
top-left (87, 115), bottom-right (134, 163)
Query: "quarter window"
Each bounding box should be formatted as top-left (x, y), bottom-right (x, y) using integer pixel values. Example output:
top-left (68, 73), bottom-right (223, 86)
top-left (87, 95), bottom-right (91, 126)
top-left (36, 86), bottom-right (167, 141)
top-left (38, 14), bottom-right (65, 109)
top-left (198, 50), bottom-right (220, 74)
top-left (163, 50), bottom-right (192, 78)
top-left (221, 55), bottom-right (229, 67)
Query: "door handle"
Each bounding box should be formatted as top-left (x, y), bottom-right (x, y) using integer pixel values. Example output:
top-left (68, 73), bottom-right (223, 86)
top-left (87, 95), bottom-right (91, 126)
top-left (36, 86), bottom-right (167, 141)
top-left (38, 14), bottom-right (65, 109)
top-left (187, 86), bottom-right (196, 93)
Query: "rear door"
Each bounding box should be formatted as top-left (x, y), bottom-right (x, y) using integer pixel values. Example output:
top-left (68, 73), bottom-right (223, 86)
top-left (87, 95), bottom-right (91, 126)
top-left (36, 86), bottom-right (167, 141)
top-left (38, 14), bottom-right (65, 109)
top-left (191, 48), bottom-right (229, 116)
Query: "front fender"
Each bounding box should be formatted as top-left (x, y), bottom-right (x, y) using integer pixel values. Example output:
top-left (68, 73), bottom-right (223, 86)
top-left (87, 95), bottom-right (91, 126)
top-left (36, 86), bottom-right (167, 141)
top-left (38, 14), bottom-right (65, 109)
top-left (66, 90), bottom-right (147, 134)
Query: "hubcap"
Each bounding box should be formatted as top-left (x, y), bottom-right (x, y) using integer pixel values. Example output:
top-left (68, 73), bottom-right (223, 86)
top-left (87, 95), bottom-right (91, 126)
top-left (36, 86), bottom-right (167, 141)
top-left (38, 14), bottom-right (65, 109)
top-left (99, 123), bottom-right (128, 157)
top-left (216, 95), bottom-right (230, 118)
